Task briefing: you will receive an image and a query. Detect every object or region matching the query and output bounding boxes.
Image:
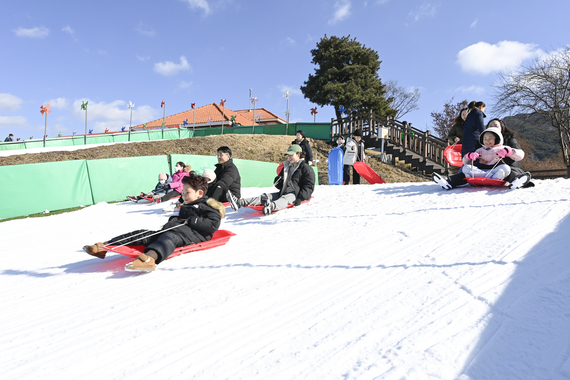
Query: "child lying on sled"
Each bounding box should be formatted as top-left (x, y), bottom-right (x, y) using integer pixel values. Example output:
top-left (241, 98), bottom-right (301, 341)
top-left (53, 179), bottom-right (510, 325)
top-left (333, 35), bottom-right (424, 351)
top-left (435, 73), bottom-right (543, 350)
top-left (83, 172), bottom-right (225, 272)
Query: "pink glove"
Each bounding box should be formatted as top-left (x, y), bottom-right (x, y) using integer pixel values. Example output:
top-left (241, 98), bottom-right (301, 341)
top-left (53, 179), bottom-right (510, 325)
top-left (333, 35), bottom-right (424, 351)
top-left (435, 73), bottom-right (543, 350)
top-left (497, 147), bottom-right (513, 158)
top-left (466, 152), bottom-right (479, 160)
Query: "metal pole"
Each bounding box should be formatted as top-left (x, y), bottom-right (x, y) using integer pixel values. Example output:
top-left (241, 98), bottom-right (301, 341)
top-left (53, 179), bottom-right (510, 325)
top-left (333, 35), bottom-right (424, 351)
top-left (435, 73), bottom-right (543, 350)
top-left (43, 113), bottom-right (47, 148)
top-left (129, 109), bottom-right (133, 141)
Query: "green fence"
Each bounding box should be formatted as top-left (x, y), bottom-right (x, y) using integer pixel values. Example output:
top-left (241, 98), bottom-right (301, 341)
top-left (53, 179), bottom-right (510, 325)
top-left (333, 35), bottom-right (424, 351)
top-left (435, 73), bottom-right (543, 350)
top-left (0, 155), bottom-right (318, 220)
top-left (0, 123), bottom-right (331, 152)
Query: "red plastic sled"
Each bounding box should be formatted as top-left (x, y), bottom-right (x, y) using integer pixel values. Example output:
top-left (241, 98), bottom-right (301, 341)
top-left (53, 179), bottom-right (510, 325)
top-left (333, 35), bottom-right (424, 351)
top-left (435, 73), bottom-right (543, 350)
top-left (353, 162), bottom-right (386, 184)
top-left (247, 197), bottom-right (314, 212)
top-left (102, 229), bottom-right (236, 259)
top-left (444, 144), bottom-right (463, 167)
top-left (465, 177), bottom-right (507, 187)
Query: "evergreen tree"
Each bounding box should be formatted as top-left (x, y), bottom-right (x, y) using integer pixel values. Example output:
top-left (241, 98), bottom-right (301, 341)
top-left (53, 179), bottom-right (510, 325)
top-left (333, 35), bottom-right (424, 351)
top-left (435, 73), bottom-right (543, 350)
top-left (300, 35), bottom-right (394, 123)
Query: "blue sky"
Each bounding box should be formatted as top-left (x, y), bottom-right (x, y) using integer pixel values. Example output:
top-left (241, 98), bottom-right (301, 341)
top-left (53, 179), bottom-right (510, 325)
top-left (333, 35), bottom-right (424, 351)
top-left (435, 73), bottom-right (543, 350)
top-left (1, 0), bottom-right (569, 140)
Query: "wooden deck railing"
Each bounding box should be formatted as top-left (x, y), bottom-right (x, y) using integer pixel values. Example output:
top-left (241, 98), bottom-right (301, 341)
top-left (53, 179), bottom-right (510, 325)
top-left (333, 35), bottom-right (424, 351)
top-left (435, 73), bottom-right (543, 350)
top-left (331, 111), bottom-right (448, 169)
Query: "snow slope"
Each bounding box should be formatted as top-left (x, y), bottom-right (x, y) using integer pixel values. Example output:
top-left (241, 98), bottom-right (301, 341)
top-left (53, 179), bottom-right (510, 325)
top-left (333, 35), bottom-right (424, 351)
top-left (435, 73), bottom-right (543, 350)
top-left (2, 179), bottom-right (570, 380)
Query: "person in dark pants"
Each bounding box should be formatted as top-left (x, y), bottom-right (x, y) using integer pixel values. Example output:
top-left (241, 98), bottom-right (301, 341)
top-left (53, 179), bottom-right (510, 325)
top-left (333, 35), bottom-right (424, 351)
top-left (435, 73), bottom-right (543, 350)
top-left (292, 130), bottom-right (313, 165)
top-left (82, 173), bottom-right (225, 272)
top-left (343, 129), bottom-right (366, 185)
top-left (4, 134), bottom-right (14, 142)
top-left (206, 146), bottom-right (241, 203)
top-left (227, 144), bottom-right (315, 215)
top-left (433, 118), bottom-right (532, 190)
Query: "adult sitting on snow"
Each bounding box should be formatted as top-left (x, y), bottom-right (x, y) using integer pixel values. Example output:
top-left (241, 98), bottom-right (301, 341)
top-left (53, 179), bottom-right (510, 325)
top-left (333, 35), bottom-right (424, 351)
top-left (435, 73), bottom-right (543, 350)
top-left (227, 144), bottom-right (315, 215)
top-left (83, 173), bottom-right (225, 272)
top-left (207, 146), bottom-right (241, 204)
top-left (433, 119), bottom-right (531, 190)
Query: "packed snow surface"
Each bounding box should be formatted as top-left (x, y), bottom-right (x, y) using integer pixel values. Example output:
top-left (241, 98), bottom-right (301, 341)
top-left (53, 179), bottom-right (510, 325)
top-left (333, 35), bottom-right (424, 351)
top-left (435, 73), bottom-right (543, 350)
top-left (2, 180), bottom-right (570, 379)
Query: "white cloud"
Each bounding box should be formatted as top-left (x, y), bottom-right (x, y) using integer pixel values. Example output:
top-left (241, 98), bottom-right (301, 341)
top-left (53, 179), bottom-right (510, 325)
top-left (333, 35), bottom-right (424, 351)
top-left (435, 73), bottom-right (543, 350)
top-left (457, 41), bottom-right (543, 75)
top-left (182, 0), bottom-right (211, 16)
top-left (0, 116), bottom-right (27, 127)
top-left (376, 0), bottom-right (389, 4)
top-left (154, 56), bottom-right (191, 76)
top-left (13, 26), bottom-right (49, 38)
top-left (71, 99), bottom-right (156, 133)
top-left (278, 85), bottom-right (302, 96)
top-left (62, 26), bottom-right (75, 35)
top-left (135, 21), bottom-right (155, 37)
top-left (179, 80), bottom-right (193, 90)
top-left (455, 85), bottom-right (485, 95)
top-left (470, 19), bottom-right (478, 28)
top-left (98, 50), bottom-right (108, 55)
top-left (285, 37), bottom-right (296, 45)
top-left (0, 93), bottom-right (23, 111)
top-left (137, 54), bottom-right (151, 61)
top-left (45, 98), bottom-right (68, 109)
top-left (329, 0), bottom-right (351, 25)
top-left (409, 3), bottom-right (438, 22)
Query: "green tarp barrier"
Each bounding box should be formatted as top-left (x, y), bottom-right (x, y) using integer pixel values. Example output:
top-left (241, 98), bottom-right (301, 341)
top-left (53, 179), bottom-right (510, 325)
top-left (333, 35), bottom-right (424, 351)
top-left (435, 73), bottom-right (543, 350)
top-left (170, 154), bottom-right (318, 188)
top-left (1, 150), bottom-right (319, 220)
top-left (87, 156), bottom-right (170, 203)
top-left (0, 160), bottom-right (93, 219)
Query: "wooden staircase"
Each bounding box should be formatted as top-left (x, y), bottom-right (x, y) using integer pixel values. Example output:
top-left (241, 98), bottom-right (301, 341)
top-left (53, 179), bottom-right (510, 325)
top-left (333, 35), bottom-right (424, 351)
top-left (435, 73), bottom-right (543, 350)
top-left (331, 112), bottom-right (449, 175)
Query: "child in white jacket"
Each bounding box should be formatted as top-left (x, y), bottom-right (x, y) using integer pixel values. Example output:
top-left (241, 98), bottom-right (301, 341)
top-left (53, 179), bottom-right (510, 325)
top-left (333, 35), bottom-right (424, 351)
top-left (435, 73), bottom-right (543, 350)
top-left (462, 126), bottom-right (525, 180)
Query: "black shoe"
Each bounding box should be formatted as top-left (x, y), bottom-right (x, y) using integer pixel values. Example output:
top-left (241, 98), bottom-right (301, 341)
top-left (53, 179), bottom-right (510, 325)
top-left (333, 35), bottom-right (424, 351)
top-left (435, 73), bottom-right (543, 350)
top-left (261, 194), bottom-right (274, 215)
top-left (432, 172), bottom-right (452, 190)
top-left (226, 190), bottom-right (241, 211)
top-left (508, 172), bottom-right (531, 189)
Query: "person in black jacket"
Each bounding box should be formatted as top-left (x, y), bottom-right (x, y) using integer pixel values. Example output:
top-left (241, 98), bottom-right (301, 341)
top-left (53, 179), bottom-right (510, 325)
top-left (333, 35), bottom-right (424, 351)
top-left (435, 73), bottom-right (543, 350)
top-left (227, 144), bottom-right (315, 215)
top-left (82, 173), bottom-right (225, 271)
top-left (433, 118), bottom-right (532, 190)
top-left (461, 101), bottom-right (486, 157)
top-left (207, 146), bottom-right (242, 203)
top-left (292, 130), bottom-right (313, 165)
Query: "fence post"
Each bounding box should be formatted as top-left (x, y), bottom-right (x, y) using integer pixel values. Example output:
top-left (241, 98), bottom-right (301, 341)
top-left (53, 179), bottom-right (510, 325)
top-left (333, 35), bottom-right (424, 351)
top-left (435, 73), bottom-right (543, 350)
top-left (567, 165), bottom-right (570, 178)
top-left (402, 121), bottom-right (408, 149)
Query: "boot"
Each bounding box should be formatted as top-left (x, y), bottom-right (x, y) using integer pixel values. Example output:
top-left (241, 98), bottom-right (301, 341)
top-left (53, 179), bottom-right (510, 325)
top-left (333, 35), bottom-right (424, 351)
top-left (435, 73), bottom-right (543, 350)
top-left (432, 172), bottom-right (452, 190)
top-left (261, 195), bottom-right (275, 215)
top-left (124, 253), bottom-right (156, 272)
top-left (508, 172), bottom-right (531, 189)
top-left (126, 196), bottom-right (139, 203)
top-left (226, 190), bottom-right (241, 211)
top-left (83, 242), bottom-right (107, 259)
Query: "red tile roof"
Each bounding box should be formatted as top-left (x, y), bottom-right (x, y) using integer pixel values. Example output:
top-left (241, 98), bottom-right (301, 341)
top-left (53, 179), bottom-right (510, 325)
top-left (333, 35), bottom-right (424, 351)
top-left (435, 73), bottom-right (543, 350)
top-left (133, 103), bottom-right (286, 130)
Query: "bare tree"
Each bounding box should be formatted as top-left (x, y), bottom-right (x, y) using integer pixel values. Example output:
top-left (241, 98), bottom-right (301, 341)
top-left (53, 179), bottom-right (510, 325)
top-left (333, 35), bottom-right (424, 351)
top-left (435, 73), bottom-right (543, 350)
top-left (494, 46), bottom-right (570, 165)
top-left (430, 98), bottom-right (468, 139)
top-left (384, 80), bottom-right (421, 120)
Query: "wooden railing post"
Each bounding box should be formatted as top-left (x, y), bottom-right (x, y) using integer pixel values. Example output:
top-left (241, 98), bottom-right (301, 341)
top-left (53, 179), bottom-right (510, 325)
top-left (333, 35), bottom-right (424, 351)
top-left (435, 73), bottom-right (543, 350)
top-left (402, 121), bottom-right (408, 149)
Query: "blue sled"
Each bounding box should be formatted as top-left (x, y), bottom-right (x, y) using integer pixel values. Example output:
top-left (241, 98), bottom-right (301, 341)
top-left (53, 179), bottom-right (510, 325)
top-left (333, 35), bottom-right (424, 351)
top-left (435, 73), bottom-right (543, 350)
top-left (328, 147), bottom-right (344, 185)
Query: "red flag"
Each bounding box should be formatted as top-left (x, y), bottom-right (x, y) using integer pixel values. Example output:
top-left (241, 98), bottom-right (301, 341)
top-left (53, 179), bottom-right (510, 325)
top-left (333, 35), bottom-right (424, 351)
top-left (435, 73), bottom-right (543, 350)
top-left (220, 99), bottom-right (226, 107)
top-left (191, 103), bottom-right (195, 109)
top-left (161, 99), bottom-right (165, 108)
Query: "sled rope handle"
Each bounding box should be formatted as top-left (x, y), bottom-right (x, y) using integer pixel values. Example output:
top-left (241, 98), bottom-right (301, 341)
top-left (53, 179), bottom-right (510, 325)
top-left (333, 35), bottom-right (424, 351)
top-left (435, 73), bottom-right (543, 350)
top-left (484, 158), bottom-right (505, 179)
top-left (104, 219), bottom-right (189, 249)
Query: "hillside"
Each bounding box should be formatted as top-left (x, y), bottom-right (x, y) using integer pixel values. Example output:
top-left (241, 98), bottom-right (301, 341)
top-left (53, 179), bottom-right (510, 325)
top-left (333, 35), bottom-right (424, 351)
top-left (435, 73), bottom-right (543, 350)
top-left (502, 113), bottom-right (562, 161)
top-left (0, 134), bottom-right (429, 185)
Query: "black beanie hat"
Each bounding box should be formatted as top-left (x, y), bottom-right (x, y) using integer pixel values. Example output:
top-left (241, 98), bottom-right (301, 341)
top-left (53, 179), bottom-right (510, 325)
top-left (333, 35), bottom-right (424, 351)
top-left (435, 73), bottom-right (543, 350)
top-left (353, 129), bottom-right (363, 137)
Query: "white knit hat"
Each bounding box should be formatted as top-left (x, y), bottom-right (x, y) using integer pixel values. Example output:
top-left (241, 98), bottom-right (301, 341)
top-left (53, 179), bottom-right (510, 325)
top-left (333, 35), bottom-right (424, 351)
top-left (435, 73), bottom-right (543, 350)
top-left (202, 169), bottom-right (216, 183)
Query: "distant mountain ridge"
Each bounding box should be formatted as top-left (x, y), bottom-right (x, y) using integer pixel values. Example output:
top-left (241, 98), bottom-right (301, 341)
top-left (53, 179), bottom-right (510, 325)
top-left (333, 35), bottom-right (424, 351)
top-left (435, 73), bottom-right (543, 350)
top-left (502, 113), bottom-right (561, 161)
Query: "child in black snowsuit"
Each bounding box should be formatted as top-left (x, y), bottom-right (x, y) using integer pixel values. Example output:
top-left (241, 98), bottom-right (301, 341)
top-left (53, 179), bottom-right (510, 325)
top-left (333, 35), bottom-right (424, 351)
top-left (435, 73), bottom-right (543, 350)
top-left (83, 173), bottom-right (225, 271)
top-left (127, 172), bottom-right (173, 202)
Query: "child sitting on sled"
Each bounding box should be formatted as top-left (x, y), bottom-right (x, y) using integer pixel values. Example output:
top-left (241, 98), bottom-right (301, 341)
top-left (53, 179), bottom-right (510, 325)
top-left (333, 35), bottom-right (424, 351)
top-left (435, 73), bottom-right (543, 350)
top-left (226, 144), bottom-right (315, 215)
top-left (461, 125), bottom-right (525, 180)
top-left (127, 172), bottom-right (173, 202)
top-left (162, 169), bottom-right (216, 214)
top-left (83, 172), bottom-right (225, 272)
